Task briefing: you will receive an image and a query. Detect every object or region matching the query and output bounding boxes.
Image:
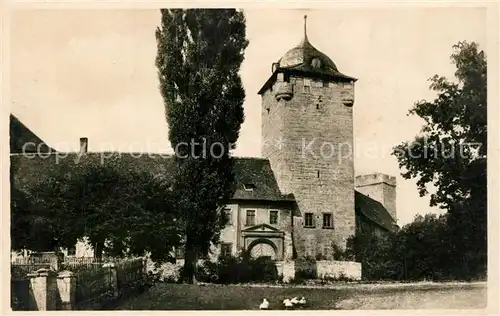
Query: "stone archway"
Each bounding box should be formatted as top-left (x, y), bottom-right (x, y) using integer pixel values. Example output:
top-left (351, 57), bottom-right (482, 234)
top-left (248, 239), bottom-right (277, 260)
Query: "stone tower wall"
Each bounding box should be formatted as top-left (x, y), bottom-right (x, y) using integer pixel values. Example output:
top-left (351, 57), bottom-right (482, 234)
top-left (261, 73), bottom-right (356, 259)
top-left (355, 173), bottom-right (397, 221)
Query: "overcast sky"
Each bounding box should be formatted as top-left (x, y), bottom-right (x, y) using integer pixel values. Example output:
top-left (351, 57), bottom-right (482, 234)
top-left (10, 8), bottom-right (487, 224)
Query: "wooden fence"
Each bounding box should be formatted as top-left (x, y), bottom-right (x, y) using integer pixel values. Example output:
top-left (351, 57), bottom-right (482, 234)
top-left (116, 258), bottom-right (145, 297)
top-left (74, 265), bottom-right (114, 309)
top-left (12, 257), bottom-right (53, 275)
top-left (10, 256), bottom-right (147, 311)
top-left (61, 257), bottom-right (104, 273)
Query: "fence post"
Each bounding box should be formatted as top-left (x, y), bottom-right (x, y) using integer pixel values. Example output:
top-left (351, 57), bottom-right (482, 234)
top-left (103, 263), bottom-right (118, 298)
top-left (27, 268), bottom-right (57, 311)
top-left (57, 271), bottom-right (75, 310)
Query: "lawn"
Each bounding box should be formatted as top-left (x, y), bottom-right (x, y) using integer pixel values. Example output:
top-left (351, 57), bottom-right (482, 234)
top-left (115, 282), bottom-right (487, 310)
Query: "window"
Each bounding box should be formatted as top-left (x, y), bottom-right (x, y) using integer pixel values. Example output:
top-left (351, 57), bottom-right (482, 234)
top-left (311, 58), bottom-right (322, 68)
top-left (243, 183), bottom-right (255, 191)
top-left (246, 210), bottom-right (256, 226)
top-left (323, 213), bottom-right (333, 228)
top-left (269, 210), bottom-right (279, 225)
top-left (223, 208), bottom-right (232, 225)
top-left (304, 213), bottom-right (314, 227)
top-left (220, 243), bottom-right (232, 257)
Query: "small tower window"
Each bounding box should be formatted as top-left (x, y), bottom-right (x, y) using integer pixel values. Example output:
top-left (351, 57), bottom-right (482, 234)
top-left (243, 183), bottom-right (256, 191)
top-left (317, 170), bottom-right (320, 178)
top-left (322, 213), bottom-right (333, 228)
top-left (311, 58), bottom-right (321, 68)
top-left (316, 104), bottom-right (319, 110)
top-left (303, 78), bottom-right (311, 93)
top-left (304, 213), bottom-right (315, 228)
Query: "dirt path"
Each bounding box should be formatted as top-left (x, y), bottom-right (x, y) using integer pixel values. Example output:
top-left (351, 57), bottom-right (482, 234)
top-left (334, 283), bottom-right (487, 309)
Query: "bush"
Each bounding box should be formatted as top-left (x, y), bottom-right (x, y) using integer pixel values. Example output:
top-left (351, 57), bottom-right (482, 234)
top-left (191, 254), bottom-right (279, 284)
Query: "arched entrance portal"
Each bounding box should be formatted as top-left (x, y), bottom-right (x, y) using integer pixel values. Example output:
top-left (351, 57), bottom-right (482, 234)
top-left (248, 240), bottom-right (277, 260)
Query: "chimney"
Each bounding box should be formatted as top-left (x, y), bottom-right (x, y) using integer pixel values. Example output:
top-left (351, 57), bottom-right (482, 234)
top-left (79, 137), bottom-right (88, 154)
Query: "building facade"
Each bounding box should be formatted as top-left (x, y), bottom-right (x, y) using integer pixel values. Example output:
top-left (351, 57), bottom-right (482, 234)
top-left (10, 18), bottom-right (398, 263)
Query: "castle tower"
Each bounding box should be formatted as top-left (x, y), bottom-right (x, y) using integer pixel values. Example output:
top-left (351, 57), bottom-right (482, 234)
top-left (355, 173), bottom-right (397, 222)
top-left (258, 16), bottom-right (357, 259)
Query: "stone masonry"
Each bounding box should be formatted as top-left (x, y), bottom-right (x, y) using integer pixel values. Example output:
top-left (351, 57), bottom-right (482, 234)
top-left (355, 173), bottom-right (397, 221)
top-left (261, 74), bottom-right (356, 259)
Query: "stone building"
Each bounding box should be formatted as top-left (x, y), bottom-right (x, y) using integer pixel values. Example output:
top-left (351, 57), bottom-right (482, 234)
top-left (10, 18), bottom-right (398, 265)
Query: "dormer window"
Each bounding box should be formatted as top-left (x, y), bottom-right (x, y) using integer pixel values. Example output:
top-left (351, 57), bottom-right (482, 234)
top-left (243, 183), bottom-right (256, 191)
top-left (311, 57), bottom-right (321, 68)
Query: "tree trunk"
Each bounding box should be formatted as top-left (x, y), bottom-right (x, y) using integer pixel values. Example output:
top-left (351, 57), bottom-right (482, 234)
top-left (94, 242), bottom-right (104, 261)
top-left (182, 243), bottom-right (198, 284)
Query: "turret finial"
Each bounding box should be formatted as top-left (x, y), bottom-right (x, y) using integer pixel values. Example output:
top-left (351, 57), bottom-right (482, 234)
top-left (304, 15), bottom-right (308, 38)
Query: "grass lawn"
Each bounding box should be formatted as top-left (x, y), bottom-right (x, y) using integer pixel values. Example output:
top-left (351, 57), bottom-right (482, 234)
top-left (116, 284), bottom-right (345, 310)
top-left (115, 282), bottom-right (487, 310)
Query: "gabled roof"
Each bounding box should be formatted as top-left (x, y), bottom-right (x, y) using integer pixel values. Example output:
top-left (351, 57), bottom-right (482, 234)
top-left (10, 153), bottom-right (295, 203)
top-left (354, 190), bottom-right (398, 232)
top-left (9, 114), bottom-right (55, 154)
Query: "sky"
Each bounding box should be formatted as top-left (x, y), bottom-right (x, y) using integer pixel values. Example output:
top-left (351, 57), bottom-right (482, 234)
top-left (10, 8), bottom-right (487, 225)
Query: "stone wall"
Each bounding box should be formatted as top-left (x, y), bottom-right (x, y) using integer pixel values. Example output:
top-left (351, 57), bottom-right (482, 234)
top-left (261, 74), bottom-right (356, 259)
top-left (316, 260), bottom-right (361, 280)
top-left (295, 259), bottom-right (361, 280)
top-left (275, 261), bottom-right (295, 283)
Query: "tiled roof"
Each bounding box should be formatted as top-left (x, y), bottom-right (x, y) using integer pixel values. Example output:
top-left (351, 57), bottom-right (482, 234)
top-left (9, 114), bottom-right (55, 154)
top-left (10, 153), bottom-right (295, 203)
top-left (355, 190), bottom-right (398, 232)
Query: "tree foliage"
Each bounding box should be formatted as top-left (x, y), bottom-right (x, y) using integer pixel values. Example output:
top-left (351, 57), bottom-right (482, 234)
top-left (343, 213), bottom-right (484, 281)
top-left (155, 9), bottom-right (248, 283)
top-left (392, 41), bottom-right (487, 277)
top-left (11, 158), bottom-right (182, 263)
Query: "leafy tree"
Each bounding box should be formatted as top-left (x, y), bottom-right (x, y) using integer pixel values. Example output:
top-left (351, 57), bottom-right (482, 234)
top-left (155, 9), bottom-right (248, 283)
top-left (10, 158), bottom-right (64, 252)
top-left (13, 158), bottom-right (182, 262)
top-left (398, 214), bottom-right (452, 280)
top-left (392, 41), bottom-right (487, 278)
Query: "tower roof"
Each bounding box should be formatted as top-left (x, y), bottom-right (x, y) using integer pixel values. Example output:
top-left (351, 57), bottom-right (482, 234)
top-left (277, 16), bottom-right (339, 73)
top-left (277, 35), bottom-right (339, 72)
top-left (258, 15), bottom-right (356, 95)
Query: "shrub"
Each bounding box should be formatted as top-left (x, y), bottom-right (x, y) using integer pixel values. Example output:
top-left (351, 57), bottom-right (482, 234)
top-left (192, 254), bottom-right (279, 284)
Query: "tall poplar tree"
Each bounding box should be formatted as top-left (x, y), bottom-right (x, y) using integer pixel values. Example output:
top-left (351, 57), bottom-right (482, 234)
top-left (155, 9), bottom-right (248, 283)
